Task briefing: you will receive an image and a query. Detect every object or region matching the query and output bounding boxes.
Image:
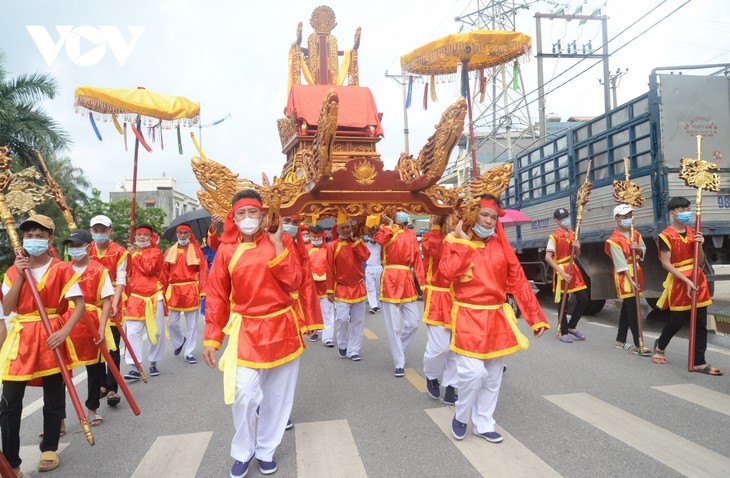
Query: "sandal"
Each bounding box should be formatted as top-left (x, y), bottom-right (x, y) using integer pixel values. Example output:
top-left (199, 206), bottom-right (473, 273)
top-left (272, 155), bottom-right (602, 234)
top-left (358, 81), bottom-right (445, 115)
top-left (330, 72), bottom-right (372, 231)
top-left (89, 414), bottom-right (103, 427)
top-left (631, 347), bottom-right (652, 357)
top-left (99, 387), bottom-right (109, 399)
top-left (615, 342), bottom-right (632, 350)
top-left (652, 339), bottom-right (666, 364)
top-left (693, 364), bottom-right (723, 376)
top-left (107, 391), bottom-right (121, 407)
top-left (38, 450), bottom-right (60, 472)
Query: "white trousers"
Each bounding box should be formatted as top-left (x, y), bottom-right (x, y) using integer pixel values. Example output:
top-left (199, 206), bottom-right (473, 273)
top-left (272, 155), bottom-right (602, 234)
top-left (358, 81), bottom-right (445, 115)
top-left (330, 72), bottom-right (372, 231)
top-left (167, 309), bottom-right (199, 357)
top-left (422, 325), bottom-right (458, 387)
top-left (381, 301), bottom-right (419, 369)
top-left (319, 297), bottom-right (335, 343)
top-left (365, 266), bottom-right (382, 309)
top-left (455, 354), bottom-right (504, 434)
top-left (334, 300), bottom-right (366, 356)
top-left (124, 300), bottom-right (166, 365)
top-left (231, 358), bottom-right (300, 462)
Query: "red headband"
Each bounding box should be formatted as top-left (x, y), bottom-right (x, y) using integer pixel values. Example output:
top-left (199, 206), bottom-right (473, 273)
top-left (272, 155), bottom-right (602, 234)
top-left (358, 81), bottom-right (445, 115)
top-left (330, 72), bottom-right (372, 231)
top-left (221, 197), bottom-right (264, 244)
top-left (299, 224), bottom-right (310, 231)
top-left (177, 224), bottom-right (192, 233)
top-left (480, 198), bottom-right (506, 217)
top-left (233, 198), bottom-right (263, 211)
top-left (136, 227), bottom-right (153, 235)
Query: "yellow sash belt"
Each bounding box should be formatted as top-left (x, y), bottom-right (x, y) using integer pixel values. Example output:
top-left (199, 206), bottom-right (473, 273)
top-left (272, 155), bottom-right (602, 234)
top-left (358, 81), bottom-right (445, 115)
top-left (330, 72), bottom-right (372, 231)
top-left (219, 305), bottom-right (293, 405)
top-left (657, 262), bottom-right (693, 310)
top-left (423, 284), bottom-right (450, 293)
top-left (384, 265), bottom-right (410, 270)
top-left (165, 281), bottom-right (198, 302)
top-left (452, 301), bottom-right (530, 351)
top-left (130, 292), bottom-right (164, 345)
top-left (69, 301), bottom-right (117, 352)
top-left (0, 311), bottom-right (60, 378)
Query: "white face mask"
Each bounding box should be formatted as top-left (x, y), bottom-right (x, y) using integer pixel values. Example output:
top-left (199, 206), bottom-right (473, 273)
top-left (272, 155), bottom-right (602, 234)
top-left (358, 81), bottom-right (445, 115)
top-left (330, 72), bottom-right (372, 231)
top-left (135, 240), bottom-right (151, 248)
top-left (237, 217), bottom-right (260, 235)
top-left (178, 238), bottom-right (190, 246)
top-left (560, 218), bottom-right (571, 228)
top-left (68, 246), bottom-right (88, 260)
top-left (311, 238), bottom-right (323, 246)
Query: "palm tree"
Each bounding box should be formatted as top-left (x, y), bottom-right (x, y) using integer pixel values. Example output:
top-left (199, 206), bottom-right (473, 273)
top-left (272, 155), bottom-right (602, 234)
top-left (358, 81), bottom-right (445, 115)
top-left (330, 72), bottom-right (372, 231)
top-left (0, 50), bottom-right (70, 168)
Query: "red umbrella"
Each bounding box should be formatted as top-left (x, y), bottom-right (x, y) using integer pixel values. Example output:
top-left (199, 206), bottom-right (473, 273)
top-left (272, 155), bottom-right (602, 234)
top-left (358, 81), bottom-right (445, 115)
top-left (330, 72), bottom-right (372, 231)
top-left (500, 209), bottom-right (531, 227)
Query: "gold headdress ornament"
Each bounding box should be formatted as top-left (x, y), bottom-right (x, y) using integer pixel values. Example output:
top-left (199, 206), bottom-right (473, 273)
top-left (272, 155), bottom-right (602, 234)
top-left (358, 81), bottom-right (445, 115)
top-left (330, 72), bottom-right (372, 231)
top-left (448, 162), bottom-right (513, 229)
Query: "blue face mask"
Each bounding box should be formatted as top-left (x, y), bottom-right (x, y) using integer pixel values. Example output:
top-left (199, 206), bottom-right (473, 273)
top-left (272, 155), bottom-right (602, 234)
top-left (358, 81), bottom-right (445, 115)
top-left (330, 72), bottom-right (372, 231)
top-left (311, 238), bottom-right (323, 246)
top-left (283, 224), bottom-right (298, 236)
top-left (395, 211), bottom-right (408, 224)
top-left (68, 246), bottom-right (88, 261)
top-left (472, 223), bottom-right (495, 239)
top-left (92, 233), bottom-right (109, 243)
top-left (177, 238), bottom-right (190, 246)
top-left (560, 218), bottom-right (571, 228)
top-left (23, 238), bottom-right (49, 257)
top-left (619, 218), bottom-right (633, 229)
top-left (675, 211), bottom-right (692, 225)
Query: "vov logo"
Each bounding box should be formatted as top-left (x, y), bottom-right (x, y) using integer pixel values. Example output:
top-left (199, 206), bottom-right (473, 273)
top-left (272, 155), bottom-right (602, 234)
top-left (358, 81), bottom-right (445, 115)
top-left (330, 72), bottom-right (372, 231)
top-left (26, 25), bottom-right (145, 67)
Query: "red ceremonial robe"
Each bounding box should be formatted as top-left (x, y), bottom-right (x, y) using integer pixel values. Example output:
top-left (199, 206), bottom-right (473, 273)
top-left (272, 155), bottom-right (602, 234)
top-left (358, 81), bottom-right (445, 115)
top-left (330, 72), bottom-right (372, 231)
top-left (64, 260), bottom-right (109, 366)
top-left (125, 246), bottom-right (164, 321)
top-left (657, 225), bottom-right (712, 311)
top-left (421, 226), bottom-right (452, 328)
top-left (604, 229), bottom-right (644, 299)
top-left (373, 225), bottom-right (425, 303)
top-left (309, 245), bottom-right (329, 298)
top-left (162, 243), bottom-right (208, 312)
top-left (326, 237), bottom-right (369, 303)
top-left (549, 228), bottom-right (587, 302)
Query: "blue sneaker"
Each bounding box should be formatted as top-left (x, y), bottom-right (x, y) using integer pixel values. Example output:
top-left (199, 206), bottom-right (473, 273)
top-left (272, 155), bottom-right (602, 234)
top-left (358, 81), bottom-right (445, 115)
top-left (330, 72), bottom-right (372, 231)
top-left (185, 355), bottom-right (197, 364)
top-left (474, 430), bottom-right (503, 443)
top-left (124, 370), bottom-right (141, 380)
top-left (258, 459), bottom-right (277, 475)
top-left (394, 368), bottom-right (405, 377)
top-left (174, 337), bottom-right (186, 356)
top-left (338, 348), bottom-right (347, 358)
top-left (149, 366), bottom-right (160, 376)
top-left (230, 458), bottom-right (250, 478)
top-left (443, 386), bottom-right (458, 405)
top-left (350, 354), bottom-right (362, 361)
top-left (426, 378), bottom-right (440, 400)
top-left (451, 417), bottom-right (467, 440)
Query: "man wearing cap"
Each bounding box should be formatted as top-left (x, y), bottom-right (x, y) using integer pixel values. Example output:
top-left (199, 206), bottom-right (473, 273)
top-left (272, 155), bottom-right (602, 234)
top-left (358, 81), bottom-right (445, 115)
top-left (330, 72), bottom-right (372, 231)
top-left (0, 215), bottom-right (85, 474)
top-left (440, 196), bottom-right (548, 444)
top-left (605, 205), bottom-right (649, 354)
top-left (363, 231), bottom-right (382, 314)
top-left (545, 208), bottom-right (589, 343)
top-left (124, 223), bottom-right (165, 379)
top-left (309, 226), bottom-right (335, 346)
top-left (373, 210), bottom-right (426, 376)
top-left (162, 224), bottom-right (208, 365)
top-left (62, 229), bottom-right (115, 426)
top-left (88, 214), bottom-right (129, 406)
top-left (326, 213), bottom-right (370, 361)
top-left (421, 215), bottom-right (458, 405)
top-left (204, 189), bottom-right (305, 477)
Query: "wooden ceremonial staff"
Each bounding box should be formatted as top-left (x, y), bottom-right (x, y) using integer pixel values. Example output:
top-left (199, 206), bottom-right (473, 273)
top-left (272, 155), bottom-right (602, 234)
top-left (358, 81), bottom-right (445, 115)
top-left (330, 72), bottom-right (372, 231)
top-left (557, 160), bottom-right (592, 334)
top-left (0, 452), bottom-right (16, 478)
top-left (36, 150), bottom-right (148, 385)
top-left (679, 135), bottom-right (721, 372)
top-left (0, 148), bottom-right (94, 446)
top-left (614, 157), bottom-right (646, 352)
top-left (35, 149), bottom-right (147, 382)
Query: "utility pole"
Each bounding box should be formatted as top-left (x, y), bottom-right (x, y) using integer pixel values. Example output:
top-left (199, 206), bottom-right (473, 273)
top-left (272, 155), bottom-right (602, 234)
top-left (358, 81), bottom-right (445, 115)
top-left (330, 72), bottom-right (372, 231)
top-left (385, 70), bottom-right (421, 155)
top-left (600, 68), bottom-right (629, 109)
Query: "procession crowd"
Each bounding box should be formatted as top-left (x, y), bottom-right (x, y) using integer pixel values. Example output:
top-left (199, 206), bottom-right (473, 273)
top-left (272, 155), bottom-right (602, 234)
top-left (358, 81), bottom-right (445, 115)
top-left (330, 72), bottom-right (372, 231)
top-left (0, 190), bottom-right (719, 478)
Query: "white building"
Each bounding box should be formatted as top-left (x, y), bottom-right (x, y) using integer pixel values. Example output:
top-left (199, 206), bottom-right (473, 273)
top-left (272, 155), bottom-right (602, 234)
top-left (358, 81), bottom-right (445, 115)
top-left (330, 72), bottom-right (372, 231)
top-left (110, 177), bottom-right (198, 228)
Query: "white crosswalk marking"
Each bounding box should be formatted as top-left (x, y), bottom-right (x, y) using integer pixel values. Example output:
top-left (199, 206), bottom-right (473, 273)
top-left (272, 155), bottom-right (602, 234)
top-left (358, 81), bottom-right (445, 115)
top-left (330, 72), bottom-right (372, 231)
top-left (295, 419), bottom-right (367, 478)
top-left (653, 383), bottom-right (730, 417)
top-left (545, 392), bottom-right (730, 477)
top-left (131, 431), bottom-right (212, 478)
top-left (19, 442), bottom-right (69, 471)
top-left (425, 407), bottom-right (561, 477)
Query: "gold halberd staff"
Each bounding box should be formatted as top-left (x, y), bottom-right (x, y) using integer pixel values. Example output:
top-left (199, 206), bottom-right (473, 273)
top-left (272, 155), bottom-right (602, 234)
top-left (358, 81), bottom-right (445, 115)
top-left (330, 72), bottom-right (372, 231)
top-left (0, 147), bottom-right (94, 445)
top-left (678, 135), bottom-right (721, 372)
top-left (557, 160), bottom-right (592, 335)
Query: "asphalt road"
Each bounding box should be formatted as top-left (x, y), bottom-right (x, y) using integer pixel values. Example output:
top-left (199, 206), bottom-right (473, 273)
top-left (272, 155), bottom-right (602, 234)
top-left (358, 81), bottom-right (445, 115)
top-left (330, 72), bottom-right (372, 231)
top-left (11, 290), bottom-right (730, 478)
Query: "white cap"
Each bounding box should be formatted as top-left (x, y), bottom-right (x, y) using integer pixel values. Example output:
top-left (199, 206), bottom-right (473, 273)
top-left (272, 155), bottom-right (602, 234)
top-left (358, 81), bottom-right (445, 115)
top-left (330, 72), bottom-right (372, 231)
top-left (613, 204), bottom-right (633, 217)
top-left (90, 215), bottom-right (112, 227)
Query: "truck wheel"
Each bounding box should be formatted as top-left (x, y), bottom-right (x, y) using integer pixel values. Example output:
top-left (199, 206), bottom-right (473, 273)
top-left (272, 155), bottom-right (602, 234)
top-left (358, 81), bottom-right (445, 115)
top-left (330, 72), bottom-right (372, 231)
top-left (584, 299), bottom-right (605, 315)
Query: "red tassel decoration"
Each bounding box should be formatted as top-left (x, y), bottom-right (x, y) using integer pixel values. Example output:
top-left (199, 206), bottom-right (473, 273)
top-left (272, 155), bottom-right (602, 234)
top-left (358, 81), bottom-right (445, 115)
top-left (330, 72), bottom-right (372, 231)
top-left (130, 123), bottom-right (153, 152)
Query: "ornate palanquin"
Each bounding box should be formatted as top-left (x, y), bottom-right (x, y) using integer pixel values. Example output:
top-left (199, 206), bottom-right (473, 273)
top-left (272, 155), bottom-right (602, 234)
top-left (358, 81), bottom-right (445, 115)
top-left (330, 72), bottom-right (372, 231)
top-left (192, 6), bottom-right (513, 226)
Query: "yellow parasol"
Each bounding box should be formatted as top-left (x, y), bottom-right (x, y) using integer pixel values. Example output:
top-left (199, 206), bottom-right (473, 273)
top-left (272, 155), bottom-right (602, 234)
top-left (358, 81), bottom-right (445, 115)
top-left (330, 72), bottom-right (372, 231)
top-left (401, 30), bottom-right (531, 177)
top-left (74, 86), bottom-right (200, 242)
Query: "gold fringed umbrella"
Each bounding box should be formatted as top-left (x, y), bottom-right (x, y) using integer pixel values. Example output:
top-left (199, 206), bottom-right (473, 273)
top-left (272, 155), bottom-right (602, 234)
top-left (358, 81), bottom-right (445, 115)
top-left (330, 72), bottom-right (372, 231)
top-left (401, 30), bottom-right (531, 178)
top-left (74, 86), bottom-right (200, 242)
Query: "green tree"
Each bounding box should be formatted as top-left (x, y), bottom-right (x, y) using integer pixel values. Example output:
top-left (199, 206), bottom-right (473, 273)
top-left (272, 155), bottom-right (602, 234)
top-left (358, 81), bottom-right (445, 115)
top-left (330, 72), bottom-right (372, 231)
top-left (76, 189), bottom-right (167, 246)
top-left (35, 154), bottom-right (92, 239)
top-left (0, 51), bottom-right (70, 168)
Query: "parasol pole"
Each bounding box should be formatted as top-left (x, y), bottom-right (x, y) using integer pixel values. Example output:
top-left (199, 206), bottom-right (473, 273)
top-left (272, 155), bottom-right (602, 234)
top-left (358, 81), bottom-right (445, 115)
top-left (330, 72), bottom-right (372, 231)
top-left (0, 148), bottom-right (94, 446)
top-left (129, 114), bottom-right (142, 245)
top-left (557, 160), bottom-right (592, 335)
top-left (463, 60), bottom-right (479, 178)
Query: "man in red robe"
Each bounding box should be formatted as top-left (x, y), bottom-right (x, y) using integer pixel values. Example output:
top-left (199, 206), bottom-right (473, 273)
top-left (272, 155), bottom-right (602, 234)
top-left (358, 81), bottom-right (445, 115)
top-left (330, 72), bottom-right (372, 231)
top-left (204, 189), bottom-right (305, 477)
top-left (439, 196), bottom-right (549, 444)
top-left (326, 214), bottom-right (370, 361)
top-left (123, 224), bottom-right (165, 379)
top-left (421, 215), bottom-right (458, 405)
top-left (373, 210), bottom-right (425, 376)
top-left (653, 197), bottom-right (721, 375)
top-left (604, 204), bottom-right (648, 355)
top-left (545, 207), bottom-right (589, 343)
top-left (88, 214), bottom-right (128, 406)
top-left (309, 226), bottom-right (334, 346)
top-left (0, 215), bottom-right (85, 474)
top-left (63, 229), bottom-right (114, 427)
top-left (163, 224), bottom-right (208, 365)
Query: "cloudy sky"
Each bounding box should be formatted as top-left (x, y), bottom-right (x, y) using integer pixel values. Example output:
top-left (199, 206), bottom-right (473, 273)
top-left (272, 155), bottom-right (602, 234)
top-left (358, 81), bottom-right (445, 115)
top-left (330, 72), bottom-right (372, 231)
top-left (2, 0), bottom-right (729, 203)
